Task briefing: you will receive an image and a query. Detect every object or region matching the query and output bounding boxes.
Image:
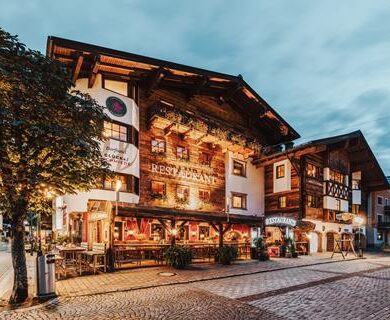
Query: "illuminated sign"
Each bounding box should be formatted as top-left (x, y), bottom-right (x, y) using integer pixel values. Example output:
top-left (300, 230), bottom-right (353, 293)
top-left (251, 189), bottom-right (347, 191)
top-left (89, 211), bottom-right (108, 221)
top-left (106, 96), bottom-right (127, 117)
top-left (151, 163), bottom-right (217, 185)
top-left (101, 140), bottom-right (138, 174)
top-left (265, 216), bottom-right (297, 227)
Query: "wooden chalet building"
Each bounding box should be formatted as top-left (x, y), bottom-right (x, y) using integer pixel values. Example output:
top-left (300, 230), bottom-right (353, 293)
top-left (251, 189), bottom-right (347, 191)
top-left (46, 37), bottom-right (299, 266)
top-left (253, 131), bottom-right (389, 254)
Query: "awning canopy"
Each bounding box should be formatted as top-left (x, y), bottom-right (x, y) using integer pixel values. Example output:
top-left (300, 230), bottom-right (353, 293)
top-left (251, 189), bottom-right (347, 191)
top-left (116, 205), bottom-right (264, 227)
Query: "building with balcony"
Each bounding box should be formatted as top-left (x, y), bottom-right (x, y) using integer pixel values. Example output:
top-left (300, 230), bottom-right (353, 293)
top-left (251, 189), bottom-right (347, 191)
top-left (46, 37), bottom-right (299, 265)
top-left (253, 131), bottom-right (389, 254)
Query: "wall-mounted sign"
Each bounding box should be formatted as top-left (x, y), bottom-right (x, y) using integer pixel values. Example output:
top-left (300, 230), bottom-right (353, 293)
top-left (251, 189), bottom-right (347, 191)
top-left (265, 216), bottom-right (297, 227)
top-left (101, 139), bottom-right (138, 174)
top-left (336, 212), bottom-right (353, 221)
top-left (106, 96), bottom-right (127, 117)
top-left (151, 163), bottom-right (217, 185)
top-left (89, 211), bottom-right (108, 221)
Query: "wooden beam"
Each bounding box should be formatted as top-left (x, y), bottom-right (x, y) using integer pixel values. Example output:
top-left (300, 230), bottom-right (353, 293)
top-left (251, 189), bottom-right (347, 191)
top-left (164, 123), bottom-right (176, 136)
top-left (218, 81), bottom-right (243, 105)
top-left (157, 219), bottom-right (170, 232)
top-left (181, 128), bottom-right (192, 140)
top-left (144, 67), bottom-right (167, 96)
top-left (187, 76), bottom-right (208, 101)
top-left (88, 55), bottom-right (100, 88)
top-left (209, 222), bottom-right (219, 233)
top-left (72, 53), bottom-right (84, 84)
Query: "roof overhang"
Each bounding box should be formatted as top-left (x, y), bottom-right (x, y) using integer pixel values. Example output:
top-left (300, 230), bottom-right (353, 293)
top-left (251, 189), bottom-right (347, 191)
top-left (46, 36), bottom-right (300, 145)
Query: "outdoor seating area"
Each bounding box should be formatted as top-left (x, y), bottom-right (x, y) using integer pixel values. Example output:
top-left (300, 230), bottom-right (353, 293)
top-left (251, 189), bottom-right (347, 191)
top-left (53, 243), bottom-right (107, 279)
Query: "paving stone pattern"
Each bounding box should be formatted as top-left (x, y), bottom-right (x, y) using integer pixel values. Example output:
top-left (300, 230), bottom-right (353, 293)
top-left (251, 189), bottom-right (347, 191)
top-left (1, 253), bottom-right (390, 319)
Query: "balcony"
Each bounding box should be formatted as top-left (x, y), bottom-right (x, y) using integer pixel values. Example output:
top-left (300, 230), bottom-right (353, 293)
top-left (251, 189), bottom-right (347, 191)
top-left (148, 101), bottom-right (262, 157)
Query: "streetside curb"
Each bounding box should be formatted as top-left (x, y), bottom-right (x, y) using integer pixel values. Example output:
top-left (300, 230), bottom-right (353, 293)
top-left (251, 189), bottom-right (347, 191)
top-left (2, 256), bottom-right (362, 312)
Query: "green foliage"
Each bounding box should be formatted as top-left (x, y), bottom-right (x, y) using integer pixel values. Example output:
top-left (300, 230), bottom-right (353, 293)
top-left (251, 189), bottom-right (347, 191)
top-left (215, 246), bottom-right (238, 265)
top-left (164, 245), bottom-right (192, 269)
top-left (0, 28), bottom-right (110, 222)
top-left (285, 237), bottom-right (296, 254)
top-left (253, 237), bottom-right (270, 261)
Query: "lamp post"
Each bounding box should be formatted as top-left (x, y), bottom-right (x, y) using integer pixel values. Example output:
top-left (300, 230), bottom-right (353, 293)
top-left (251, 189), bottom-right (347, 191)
top-left (354, 216), bottom-right (364, 258)
top-left (108, 179), bottom-right (122, 272)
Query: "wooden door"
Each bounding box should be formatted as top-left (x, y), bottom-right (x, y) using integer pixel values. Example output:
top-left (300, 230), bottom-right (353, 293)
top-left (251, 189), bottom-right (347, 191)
top-left (326, 233), bottom-right (335, 252)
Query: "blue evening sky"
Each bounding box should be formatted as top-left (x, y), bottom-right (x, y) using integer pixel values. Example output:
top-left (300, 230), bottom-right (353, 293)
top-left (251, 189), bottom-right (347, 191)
top-left (1, 0), bottom-right (389, 174)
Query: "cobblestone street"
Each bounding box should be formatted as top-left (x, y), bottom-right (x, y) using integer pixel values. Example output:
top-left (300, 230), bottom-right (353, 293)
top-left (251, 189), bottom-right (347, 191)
top-left (1, 253), bottom-right (390, 319)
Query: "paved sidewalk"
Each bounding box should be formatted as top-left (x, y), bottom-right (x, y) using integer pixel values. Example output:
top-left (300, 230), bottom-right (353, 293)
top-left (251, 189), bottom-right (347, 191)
top-left (56, 253), bottom-right (359, 297)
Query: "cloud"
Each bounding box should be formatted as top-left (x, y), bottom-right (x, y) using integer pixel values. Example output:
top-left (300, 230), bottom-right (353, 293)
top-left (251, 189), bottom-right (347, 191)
top-left (0, 0), bottom-right (389, 173)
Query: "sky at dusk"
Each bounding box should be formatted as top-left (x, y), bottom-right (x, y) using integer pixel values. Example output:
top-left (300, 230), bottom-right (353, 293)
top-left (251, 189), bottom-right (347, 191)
top-left (1, 0), bottom-right (389, 174)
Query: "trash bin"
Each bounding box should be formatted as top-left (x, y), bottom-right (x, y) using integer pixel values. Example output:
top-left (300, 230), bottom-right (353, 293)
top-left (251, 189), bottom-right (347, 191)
top-left (36, 253), bottom-right (56, 298)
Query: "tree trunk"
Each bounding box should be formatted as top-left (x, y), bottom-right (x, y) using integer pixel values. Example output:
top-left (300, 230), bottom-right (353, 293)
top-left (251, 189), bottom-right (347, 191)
top-left (9, 220), bottom-right (28, 304)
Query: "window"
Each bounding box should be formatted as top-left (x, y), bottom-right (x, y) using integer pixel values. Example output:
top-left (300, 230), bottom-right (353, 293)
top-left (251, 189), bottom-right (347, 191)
top-left (151, 139), bottom-right (165, 154)
top-left (176, 146), bottom-right (189, 160)
top-left (199, 189), bottom-right (211, 202)
top-left (232, 160), bottom-right (246, 177)
top-left (307, 195), bottom-right (319, 208)
top-left (104, 121), bottom-right (127, 141)
top-left (103, 120), bottom-right (138, 146)
top-left (306, 163), bottom-right (319, 178)
top-left (276, 165), bottom-right (285, 179)
top-left (199, 152), bottom-right (212, 166)
top-left (150, 223), bottom-right (165, 241)
top-left (378, 215), bottom-right (383, 223)
top-left (114, 222), bottom-right (123, 241)
top-left (335, 199), bottom-right (341, 211)
top-left (378, 196), bottom-right (383, 205)
top-left (386, 198), bottom-right (389, 206)
top-left (176, 185), bottom-right (190, 201)
top-left (352, 204), bottom-right (360, 214)
top-left (151, 181), bottom-right (166, 196)
top-left (198, 226), bottom-right (210, 241)
top-left (278, 196), bottom-right (287, 208)
top-left (99, 174), bottom-right (139, 194)
top-left (352, 179), bottom-right (360, 190)
top-left (231, 193), bottom-right (247, 209)
top-left (377, 232), bottom-right (383, 241)
top-left (330, 169), bottom-right (346, 184)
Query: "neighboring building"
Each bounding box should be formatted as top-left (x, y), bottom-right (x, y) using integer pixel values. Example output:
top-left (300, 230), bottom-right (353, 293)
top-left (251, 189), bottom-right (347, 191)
top-left (253, 131), bottom-right (389, 253)
top-left (46, 37), bottom-right (299, 256)
top-left (367, 178), bottom-right (390, 248)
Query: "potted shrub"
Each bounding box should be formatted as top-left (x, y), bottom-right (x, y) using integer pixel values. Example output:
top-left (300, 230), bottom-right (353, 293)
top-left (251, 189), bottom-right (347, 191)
top-left (215, 246), bottom-right (238, 265)
top-left (253, 237), bottom-right (269, 261)
top-left (164, 245), bottom-right (192, 269)
top-left (285, 237), bottom-right (298, 258)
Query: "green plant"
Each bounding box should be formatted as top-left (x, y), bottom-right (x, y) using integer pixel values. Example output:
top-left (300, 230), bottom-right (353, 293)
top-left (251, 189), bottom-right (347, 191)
top-left (285, 237), bottom-right (297, 257)
top-left (164, 245), bottom-right (192, 269)
top-left (56, 235), bottom-right (71, 245)
top-left (253, 237), bottom-right (269, 261)
top-left (150, 192), bottom-right (167, 201)
top-left (175, 197), bottom-right (189, 205)
top-left (215, 246), bottom-right (238, 265)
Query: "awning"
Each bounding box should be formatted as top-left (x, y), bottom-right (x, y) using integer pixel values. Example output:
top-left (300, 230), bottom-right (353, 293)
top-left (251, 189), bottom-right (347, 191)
top-left (116, 205), bottom-right (264, 226)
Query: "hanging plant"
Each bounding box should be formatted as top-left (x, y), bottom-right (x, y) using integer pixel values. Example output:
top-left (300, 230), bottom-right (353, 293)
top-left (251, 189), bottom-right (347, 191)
top-left (230, 134), bottom-right (246, 147)
top-left (209, 127), bottom-right (228, 141)
top-left (191, 120), bottom-right (208, 133)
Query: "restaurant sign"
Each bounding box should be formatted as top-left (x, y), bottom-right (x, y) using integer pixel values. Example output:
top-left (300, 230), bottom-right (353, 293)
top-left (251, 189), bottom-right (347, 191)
top-left (89, 211), bottom-right (108, 221)
top-left (265, 216), bottom-right (297, 228)
top-left (151, 163), bottom-right (217, 185)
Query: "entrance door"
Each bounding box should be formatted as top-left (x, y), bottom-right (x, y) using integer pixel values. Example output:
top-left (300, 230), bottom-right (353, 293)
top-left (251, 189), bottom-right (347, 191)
top-left (326, 232), bottom-right (335, 252)
top-left (309, 232), bottom-right (318, 253)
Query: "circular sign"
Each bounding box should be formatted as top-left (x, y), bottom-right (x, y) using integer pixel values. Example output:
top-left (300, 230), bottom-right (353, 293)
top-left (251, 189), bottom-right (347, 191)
top-left (106, 96), bottom-right (127, 117)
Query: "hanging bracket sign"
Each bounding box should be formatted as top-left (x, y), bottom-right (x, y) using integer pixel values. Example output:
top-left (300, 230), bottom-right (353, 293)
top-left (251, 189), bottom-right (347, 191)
top-left (265, 216), bottom-right (297, 227)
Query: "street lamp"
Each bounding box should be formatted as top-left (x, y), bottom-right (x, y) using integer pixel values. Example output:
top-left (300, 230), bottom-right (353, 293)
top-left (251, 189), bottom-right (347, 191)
top-left (354, 215), bottom-right (364, 258)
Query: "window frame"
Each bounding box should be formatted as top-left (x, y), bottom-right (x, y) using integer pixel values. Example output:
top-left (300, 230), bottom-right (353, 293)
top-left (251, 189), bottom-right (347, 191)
top-left (335, 199), bottom-right (341, 211)
top-left (378, 196), bottom-right (383, 205)
top-left (103, 119), bottom-right (139, 147)
top-left (278, 196), bottom-right (287, 208)
top-left (199, 152), bottom-right (212, 166)
top-left (198, 189), bottom-right (211, 202)
top-left (231, 192), bottom-right (247, 210)
top-left (98, 174), bottom-right (139, 195)
top-left (151, 138), bottom-right (166, 154)
top-left (276, 164), bottom-right (285, 179)
top-left (232, 160), bottom-right (246, 177)
top-left (151, 181), bottom-right (166, 196)
top-left (306, 163), bottom-right (319, 179)
top-left (176, 146), bottom-right (189, 161)
top-left (307, 195), bottom-right (319, 208)
top-left (176, 185), bottom-right (190, 201)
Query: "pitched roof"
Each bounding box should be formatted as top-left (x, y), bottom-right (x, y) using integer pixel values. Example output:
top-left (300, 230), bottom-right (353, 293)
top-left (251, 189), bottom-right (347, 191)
top-left (46, 36), bottom-right (299, 145)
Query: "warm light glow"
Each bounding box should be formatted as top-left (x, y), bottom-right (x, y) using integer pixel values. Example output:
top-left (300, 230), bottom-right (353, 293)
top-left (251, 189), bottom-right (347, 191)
top-left (128, 229), bottom-right (134, 235)
top-left (171, 229), bottom-right (178, 236)
top-left (115, 179), bottom-right (122, 191)
top-left (354, 216), bottom-right (364, 225)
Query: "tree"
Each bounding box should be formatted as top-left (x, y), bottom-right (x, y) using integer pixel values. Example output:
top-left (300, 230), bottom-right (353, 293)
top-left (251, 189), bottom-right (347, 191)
top-left (0, 28), bottom-right (109, 303)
